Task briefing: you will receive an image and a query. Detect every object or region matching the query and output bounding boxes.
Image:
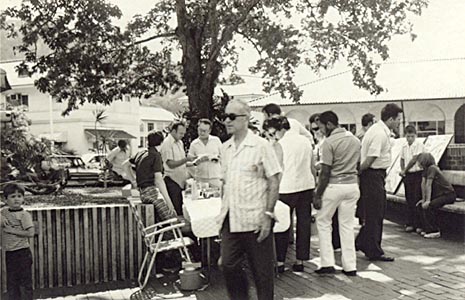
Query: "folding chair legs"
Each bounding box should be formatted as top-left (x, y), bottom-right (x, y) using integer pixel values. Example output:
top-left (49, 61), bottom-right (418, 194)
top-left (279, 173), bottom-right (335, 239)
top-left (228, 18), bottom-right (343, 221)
top-left (138, 251), bottom-right (157, 289)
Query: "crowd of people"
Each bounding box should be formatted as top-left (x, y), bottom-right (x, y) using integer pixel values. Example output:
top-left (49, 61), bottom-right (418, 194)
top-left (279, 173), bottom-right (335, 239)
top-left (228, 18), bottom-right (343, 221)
top-left (1, 99), bottom-right (457, 300)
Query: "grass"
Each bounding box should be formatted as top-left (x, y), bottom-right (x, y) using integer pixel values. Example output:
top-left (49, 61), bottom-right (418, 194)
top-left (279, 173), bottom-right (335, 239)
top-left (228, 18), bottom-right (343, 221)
top-left (20, 186), bottom-right (128, 208)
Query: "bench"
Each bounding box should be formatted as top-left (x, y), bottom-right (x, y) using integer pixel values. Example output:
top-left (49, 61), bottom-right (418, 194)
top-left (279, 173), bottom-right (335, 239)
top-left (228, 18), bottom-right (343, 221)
top-left (386, 193), bottom-right (465, 240)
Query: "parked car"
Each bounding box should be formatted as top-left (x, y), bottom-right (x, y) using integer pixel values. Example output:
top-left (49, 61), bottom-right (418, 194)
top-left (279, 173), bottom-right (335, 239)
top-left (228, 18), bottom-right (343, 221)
top-left (50, 155), bottom-right (100, 185)
top-left (81, 153), bottom-right (106, 170)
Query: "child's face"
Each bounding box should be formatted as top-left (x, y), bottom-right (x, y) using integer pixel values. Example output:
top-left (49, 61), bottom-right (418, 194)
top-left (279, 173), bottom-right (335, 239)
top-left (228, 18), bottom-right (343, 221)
top-left (6, 191), bottom-right (24, 209)
top-left (406, 133), bottom-right (416, 145)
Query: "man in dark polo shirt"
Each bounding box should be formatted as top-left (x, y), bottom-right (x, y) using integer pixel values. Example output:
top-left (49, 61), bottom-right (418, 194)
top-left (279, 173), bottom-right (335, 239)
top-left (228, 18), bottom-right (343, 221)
top-left (123, 131), bottom-right (176, 221)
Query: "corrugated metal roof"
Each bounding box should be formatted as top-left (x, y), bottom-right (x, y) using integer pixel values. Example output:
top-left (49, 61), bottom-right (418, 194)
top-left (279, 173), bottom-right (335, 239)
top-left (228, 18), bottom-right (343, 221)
top-left (249, 58), bottom-right (465, 107)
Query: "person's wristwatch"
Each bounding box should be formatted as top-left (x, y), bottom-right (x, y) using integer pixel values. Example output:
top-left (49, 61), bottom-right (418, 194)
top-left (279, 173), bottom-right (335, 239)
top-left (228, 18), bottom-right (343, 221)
top-left (264, 211), bottom-right (277, 221)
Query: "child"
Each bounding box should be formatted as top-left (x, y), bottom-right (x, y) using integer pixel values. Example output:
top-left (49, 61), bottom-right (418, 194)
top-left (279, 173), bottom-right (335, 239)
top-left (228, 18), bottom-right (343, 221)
top-left (416, 153), bottom-right (456, 239)
top-left (1, 183), bottom-right (35, 300)
top-left (399, 125), bottom-right (425, 233)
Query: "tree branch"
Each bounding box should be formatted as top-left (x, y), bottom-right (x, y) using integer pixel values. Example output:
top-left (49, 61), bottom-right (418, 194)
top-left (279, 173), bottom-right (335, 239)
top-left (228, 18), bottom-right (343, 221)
top-left (236, 29), bottom-right (263, 56)
top-left (130, 31), bottom-right (177, 46)
top-left (210, 0), bottom-right (261, 60)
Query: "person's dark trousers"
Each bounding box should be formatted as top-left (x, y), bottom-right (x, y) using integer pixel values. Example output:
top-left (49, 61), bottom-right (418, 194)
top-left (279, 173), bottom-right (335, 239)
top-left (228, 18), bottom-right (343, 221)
top-left (332, 211), bottom-right (341, 249)
top-left (6, 248), bottom-right (33, 300)
top-left (355, 169), bottom-right (387, 259)
top-left (275, 189), bottom-right (312, 262)
top-left (420, 192), bottom-right (456, 233)
top-left (221, 216), bottom-right (275, 300)
top-left (164, 176), bottom-right (184, 216)
top-left (355, 194), bottom-right (365, 225)
top-left (404, 171), bottom-right (423, 228)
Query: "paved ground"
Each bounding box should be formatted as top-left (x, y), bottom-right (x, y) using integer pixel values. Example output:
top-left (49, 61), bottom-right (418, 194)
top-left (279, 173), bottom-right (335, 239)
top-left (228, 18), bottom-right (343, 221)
top-left (33, 220), bottom-right (465, 300)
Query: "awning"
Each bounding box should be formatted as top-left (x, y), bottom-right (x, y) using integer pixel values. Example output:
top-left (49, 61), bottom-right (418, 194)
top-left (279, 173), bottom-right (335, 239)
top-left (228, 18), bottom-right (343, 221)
top-left (85, 129), bottom-right (136, 139)
top-left (39, 132), bottom-right (68, 142)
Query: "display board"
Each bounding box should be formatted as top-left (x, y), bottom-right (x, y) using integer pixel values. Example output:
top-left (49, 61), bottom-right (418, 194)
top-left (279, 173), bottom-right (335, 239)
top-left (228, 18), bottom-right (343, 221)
top-left (393, 134), bottom-right (453, 196)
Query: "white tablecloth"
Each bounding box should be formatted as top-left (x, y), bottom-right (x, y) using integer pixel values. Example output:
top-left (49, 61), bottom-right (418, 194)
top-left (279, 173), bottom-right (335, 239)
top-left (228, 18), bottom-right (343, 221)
top-left (183, 198), bottom-right (291, 238)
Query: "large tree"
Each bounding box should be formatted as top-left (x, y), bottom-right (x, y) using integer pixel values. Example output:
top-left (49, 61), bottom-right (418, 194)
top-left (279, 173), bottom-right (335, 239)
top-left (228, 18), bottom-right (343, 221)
top-left (1, 0), bottom-right (427, 119)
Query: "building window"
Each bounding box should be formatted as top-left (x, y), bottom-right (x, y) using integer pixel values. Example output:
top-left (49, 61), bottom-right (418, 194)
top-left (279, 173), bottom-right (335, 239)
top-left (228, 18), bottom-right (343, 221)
top-left (341, 123), bottom-right (356, 135)
top-left (409, 121), bottom-right (445, 137)
top-left (139, 137), bottom-right (145, 148)
top-left (139, 122), bottom-right (144, 132)
top-left (147, 123), bottom-right (154, 131)
top-left (6, 94), bottom-right (29, 110)
top-left (124, 95), bottom-right (131, 102)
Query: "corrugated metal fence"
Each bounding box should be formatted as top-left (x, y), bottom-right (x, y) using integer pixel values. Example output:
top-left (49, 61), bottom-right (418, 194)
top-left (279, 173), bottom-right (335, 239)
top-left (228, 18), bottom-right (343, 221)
top-left (1, 203), bottom-right (156, 292)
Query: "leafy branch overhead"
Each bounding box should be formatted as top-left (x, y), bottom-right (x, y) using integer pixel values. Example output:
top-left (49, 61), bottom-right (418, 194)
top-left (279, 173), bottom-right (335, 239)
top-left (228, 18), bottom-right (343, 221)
top-left (1, 0), bottom-right (427, 117)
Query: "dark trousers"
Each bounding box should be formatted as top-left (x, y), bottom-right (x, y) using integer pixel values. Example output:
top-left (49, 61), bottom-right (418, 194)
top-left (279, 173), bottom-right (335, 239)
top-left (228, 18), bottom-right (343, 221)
top-left (221, 216), bottom-right (274, 300)
top-left (404, 171), bottom-right (423, 228)
top-left (332, 212), bottom-right (341, 249)
top-left (355, 169), bottom-right (387, 258)
top-left (164, 176), bottom-right (184, 216)
top-left (6, 248), bottom-right (33, 300)
top-left (275, 189), bottom-right (312, 262)
top-left (420, 192), bottom-right (456, 233)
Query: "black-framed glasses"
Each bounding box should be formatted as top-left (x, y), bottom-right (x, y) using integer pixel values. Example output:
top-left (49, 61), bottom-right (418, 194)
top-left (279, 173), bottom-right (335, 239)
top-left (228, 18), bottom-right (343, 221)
top-left (221, 113), bottom-right (247, 121)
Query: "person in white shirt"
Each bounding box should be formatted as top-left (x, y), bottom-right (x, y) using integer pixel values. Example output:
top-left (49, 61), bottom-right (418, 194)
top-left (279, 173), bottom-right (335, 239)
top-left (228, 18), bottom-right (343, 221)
top-left (263, 116), bottom-right (316, 273)
top-left (399, 125), bottom-right (425, 233)
top-left (262, 103), bottom-right (315, 148)
top-left (160, 122), bottom-right (196, 215)
top-left (219, 99), bottom-right (281, 300)
top-left (106, 140), bottom-right (130, 179)
top-left (188, 119), bottom-right (222, 186)
top-left (356, 103), bottom-right (403, 262)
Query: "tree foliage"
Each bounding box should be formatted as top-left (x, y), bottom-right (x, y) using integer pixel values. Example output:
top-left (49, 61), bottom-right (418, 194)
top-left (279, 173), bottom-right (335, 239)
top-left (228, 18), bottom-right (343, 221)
top-left (0, 106), bottom-right (51, 180)
top-left (1, 0), bottom-right (428, 118)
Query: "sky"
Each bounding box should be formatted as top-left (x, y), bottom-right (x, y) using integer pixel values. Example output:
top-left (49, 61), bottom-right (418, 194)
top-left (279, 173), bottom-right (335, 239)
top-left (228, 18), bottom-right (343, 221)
top-left (2, 0), bottom-right (465, 82)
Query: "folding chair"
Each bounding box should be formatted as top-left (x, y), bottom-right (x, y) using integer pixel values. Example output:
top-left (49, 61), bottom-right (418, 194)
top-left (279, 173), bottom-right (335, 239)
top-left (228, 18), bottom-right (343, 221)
top-left (127, 197), bottom-right (194, 289)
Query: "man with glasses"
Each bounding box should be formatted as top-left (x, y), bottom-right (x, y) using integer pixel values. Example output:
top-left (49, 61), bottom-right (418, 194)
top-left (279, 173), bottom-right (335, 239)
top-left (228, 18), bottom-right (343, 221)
top-left (188, 119), bottom-right (222, 186)
top-left (262, 103), bottom-right (314, 148)
top-left (263, 116), bottom-right (315, 274)
top-left (160, 122), bottom-right (196, 215)
top-left (219, 99), bottom-right (282, 300)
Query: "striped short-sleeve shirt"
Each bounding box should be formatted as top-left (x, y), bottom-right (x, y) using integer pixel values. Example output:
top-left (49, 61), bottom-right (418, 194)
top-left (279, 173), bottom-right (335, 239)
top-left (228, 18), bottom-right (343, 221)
top-left (218, 131), bottom-right (282, 233)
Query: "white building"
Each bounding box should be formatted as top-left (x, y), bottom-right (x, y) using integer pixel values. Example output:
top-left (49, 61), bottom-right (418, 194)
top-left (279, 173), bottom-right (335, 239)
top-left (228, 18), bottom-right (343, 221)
top-left (138, 106), bottom-right (176, 148)
top-left (250, 58), bottom-right (465, 143)
top-left (0, 60), bottom-right (175, 154)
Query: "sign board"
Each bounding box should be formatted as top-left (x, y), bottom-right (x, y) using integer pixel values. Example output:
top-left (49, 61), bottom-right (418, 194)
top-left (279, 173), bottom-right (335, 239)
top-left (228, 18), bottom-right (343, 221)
top-left (394, 134), bottom-right (453, 196)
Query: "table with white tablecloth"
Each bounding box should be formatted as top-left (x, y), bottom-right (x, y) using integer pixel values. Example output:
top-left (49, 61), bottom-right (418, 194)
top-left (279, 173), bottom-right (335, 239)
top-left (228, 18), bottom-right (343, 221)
top-left (182, 197), bottom-right (291, 238)
top-left (182, 197), bottom-right (291, 275)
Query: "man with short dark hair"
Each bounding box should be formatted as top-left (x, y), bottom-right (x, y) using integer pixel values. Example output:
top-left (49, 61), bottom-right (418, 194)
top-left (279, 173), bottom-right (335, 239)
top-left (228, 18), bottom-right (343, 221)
top-left (313, 111), bottom-right (361, 276)
top-left (123, 131), bottom-right (176, 216)
top-left (356, 103), bottom-right (403, 262)
top-left (188, 119), bottom-right (222, 186)
top-left (107, 139), bottom-right (130, 179)
top-left (160, 122), bottom-right (196, 215)
top-left (399, 125), bottom-right (425, 232)
top-left (357, 113), bottom-right (376, 141)
top-left (262, 103), bottom-right (314, 147)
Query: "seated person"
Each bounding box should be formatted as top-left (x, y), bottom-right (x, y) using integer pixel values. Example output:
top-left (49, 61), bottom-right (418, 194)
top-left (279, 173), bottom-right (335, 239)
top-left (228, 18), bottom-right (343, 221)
top-left (123, 131), bottom-right (200, 266)
top-left (416, 152), bottom-right (456, 239)
top-left (123, 131), bottom-right (176, 221)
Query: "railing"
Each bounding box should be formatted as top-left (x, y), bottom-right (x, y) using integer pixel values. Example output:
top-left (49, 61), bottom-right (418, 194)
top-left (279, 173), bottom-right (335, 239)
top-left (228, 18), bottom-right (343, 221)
top-left (1, 203), bottom-right (156, 292)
